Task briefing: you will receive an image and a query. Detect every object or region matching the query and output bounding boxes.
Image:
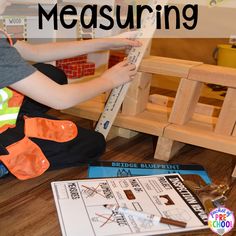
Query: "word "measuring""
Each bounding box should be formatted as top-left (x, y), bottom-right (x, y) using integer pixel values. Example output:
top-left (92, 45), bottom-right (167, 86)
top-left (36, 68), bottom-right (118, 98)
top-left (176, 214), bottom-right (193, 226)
top-left (38, 3), bottom-right (198, 31)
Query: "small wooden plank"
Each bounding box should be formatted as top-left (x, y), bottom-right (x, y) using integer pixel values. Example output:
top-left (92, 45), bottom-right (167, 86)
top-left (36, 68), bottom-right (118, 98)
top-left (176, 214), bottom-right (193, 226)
top-left (232, 166), bottom-right (236, 178)
top-left (195, 103), bottom-right (221, 117)
top-left (164, 121), bottom-right (236, 155)
top-left (188, 64), bottom-right (236, 88)
top-left (139, 56), bottom-right (202, 78)
top-left (215, 88), bottom-right (236, 136)
top-left (106, 127), bottom-right (138, 140)
top-left (169, 79), bottom-right (203, 125)
top-left (106, 126), bottom-right (120, 141)
top-left (149, 94), bottom-right (174, 107)
top-left (118, 128), bottom-right (139, 139)
top-left (232, 124), bottom-right (236, 137)
top-left (122, 72), bottom-right (152, 116)
top-left (63, 103), bottom-right (168, 136)
top-left (149, 94), bottom-right (221, 117)
top-left (154, 137), bottom-right (185, 161)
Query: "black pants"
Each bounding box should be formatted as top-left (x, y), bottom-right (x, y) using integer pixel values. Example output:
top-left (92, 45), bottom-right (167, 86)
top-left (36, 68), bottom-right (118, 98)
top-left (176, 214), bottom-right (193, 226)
top-left (0, 63), bottom-right (106, 169)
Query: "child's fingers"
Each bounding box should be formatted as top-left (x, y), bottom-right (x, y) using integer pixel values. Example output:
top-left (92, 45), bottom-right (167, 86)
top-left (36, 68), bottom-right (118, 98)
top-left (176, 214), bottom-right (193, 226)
top-left (117, 60), bottom-right (129, 67)
top-left (126, 63), bottom-right (136, 71)
top-left (129, 70), bottom-right (137, 77)
top-left (124, 39), bottom-right (142, 47)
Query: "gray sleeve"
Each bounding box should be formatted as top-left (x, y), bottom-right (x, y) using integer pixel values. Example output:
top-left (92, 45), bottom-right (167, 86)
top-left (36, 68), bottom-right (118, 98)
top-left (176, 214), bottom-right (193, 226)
top-left (0, 40), bottom-right (36, 89)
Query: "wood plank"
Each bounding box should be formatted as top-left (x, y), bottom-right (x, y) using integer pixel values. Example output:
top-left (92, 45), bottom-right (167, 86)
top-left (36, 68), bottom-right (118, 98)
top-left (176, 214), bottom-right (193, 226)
top-left (106, 127), bottom-right (138, 141)
top-left (188, 64), bottom-right (236, 88)
top-left (149, 94), bottom-right (221, 117)
top-left (149, 94), bottom-right (174, 107)
top-left (63, 104), bottom-right (168, 136)
top-left (232, 124), bottom-right (236, 137)
top-left (232, 166), bottom-right (236, 178)
top-left (139, 56), bottom-right (202, 77)
top-left (122, 72), bottom-right (152, 116)
top-left (215, 88), bottom-right (236, 136)
top-left (139, 103), bottom-right (217, 125)
top-left (169, 79), bottom-right (203, 125)
top-left (165, 121), bottom-right (236, 155)
top-left (154, 137), bottom-right (185, 161)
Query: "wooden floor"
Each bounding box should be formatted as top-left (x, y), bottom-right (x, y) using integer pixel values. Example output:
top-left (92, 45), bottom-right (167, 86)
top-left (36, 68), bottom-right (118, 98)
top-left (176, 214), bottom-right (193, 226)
top-left (0, 113), bottom-right (235, 236)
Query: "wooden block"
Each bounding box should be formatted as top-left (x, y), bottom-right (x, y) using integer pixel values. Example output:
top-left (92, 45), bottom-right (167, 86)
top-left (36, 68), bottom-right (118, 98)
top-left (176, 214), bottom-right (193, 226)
top-left (154, 137), bottom-right (185, 161)
top-left (63, 102), bottom-right (168, 136)
top-left (94, 123), bottom-right (138, 141)
top-left (106, 127), bottom-right (138, 140)
top-left (149, 94), bottom-right (220, 117)
top-left (122, 72), bottom-right (152, 116)
top-left (118, 128), bottom-right (139, 139)
top-left (139, 56), bottom-right (202, 78)
top-left (195, 103), bottom-right (221, 117)
top-left (147, 102), bottom-right (218, 126)
top-left (215, 88), bottom-right (236, 136)
top-left (188, 64), bottom-right (236, 88)
top-left (169, 79), bottom-right (203, 125)
top-left (232, 166), bottom-right (236, 178)
top-left (233, 126), bottom-right (236, 137)
top-left (106, 126), bottom-right (120, 141)
top-left (165, 121), bottom-right (236, 155)
top-left (149, 94), bottom-right (174, 107)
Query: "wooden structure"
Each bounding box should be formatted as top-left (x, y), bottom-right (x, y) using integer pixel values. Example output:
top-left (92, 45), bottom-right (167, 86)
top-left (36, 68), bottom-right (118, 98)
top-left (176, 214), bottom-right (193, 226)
top-left (63, 56), bottom-right (236, 177)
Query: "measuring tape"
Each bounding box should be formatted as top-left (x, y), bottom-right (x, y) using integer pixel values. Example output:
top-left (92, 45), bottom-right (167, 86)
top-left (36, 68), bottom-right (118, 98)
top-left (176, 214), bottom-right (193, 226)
top-left (95, 0), bottom-right (166, 138)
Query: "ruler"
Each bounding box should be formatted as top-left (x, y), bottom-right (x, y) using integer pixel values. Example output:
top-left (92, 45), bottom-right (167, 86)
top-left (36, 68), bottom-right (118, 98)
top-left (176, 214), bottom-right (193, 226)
top-left (95, 0), bottom-right (166, 138)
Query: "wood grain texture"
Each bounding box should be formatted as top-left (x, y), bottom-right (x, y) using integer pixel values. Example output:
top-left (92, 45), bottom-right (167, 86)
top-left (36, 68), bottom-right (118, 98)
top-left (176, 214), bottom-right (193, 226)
top-left (0, 112), bottom-right (235, 236)
top-left (139, 56), bottom-right (202, 78)
top-left (215, 88), bottom-right (236, 136)
top-left (233, 125), bottom-right (236, 137)
top-left (63, 102), bottom-right (169, 136)
top-left (149, 94), bottom-right (221, 117)
top-left (188, 64), bottom-right (236, 88)
top-left (154, 137), bottom-right (185, 161)
top-left (122, 72), bottom-right (152, 116)
top-left (165, 121), bottom-right (236, 156)
top-left (169, 79), bottom-right (203, 125)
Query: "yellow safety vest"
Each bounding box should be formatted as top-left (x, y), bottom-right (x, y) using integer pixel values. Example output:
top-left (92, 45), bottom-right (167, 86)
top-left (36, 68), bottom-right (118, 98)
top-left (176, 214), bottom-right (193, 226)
top-left (0, 87), bottom-right (24, 133)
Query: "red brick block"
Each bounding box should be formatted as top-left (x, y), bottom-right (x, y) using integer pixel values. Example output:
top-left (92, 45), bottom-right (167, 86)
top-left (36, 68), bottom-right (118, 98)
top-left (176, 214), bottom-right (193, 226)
top-left (108, 51), bottom-right (126, 68)
top-left (56, 55), bottom-right (88, 67)
top-left (59, 63), bottom-right (83, 79)
top-left (82, 62), bottom-right (95, 76)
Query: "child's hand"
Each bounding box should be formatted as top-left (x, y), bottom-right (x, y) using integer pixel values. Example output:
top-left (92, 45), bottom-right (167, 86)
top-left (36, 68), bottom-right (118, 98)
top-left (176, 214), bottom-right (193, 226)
top-left (105, 31), bottom-right (142, 50)
top-left (101, 60), bottom-right (137, 89)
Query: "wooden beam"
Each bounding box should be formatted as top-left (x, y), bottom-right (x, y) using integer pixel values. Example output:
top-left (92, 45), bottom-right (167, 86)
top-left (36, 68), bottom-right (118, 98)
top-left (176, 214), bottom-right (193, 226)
top-left (215, 88), bottom-right (236, 136)
top-left (165, 122), bottom-right (236, 155)
top-left (149, 94), bottom-right (221, 117)
top-left (232, 125), bottom-right (236, 137)
top-left (232, 166), bottom-right (236, 178)
top-left (106, 127), bottom-right (138, 140)
top-left (188, 64), bottom-right (236, 88)
top-left (139, 56), bottom-right (202, 77)
top-left (149, 94), bottom-right (174, 107)
top-left (169, 79), bottom-right (203, 125)
top-left (154, 137), bottom-right (185, 161)
top-left (63, 102), bottom-right (168, 136)
top-left (122, 72), bottom-right (152, 116)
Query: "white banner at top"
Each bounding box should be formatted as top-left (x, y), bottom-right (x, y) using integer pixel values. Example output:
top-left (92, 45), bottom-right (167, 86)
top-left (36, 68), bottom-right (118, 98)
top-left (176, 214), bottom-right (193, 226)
top-left (0, 0), bottom-right (235, 39)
